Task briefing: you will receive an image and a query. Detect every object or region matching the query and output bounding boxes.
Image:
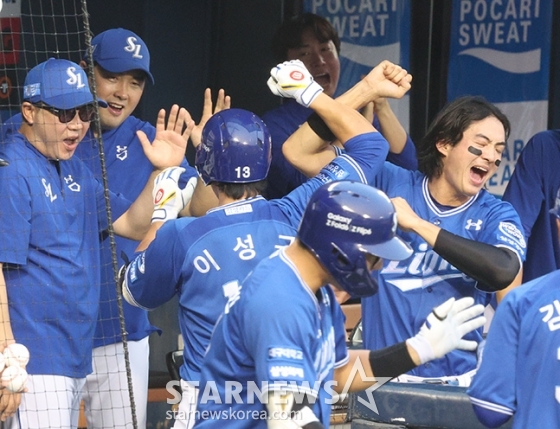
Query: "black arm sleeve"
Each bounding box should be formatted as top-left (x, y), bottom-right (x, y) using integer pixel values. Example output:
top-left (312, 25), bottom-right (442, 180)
top-left (433, 229), bottom-right (520, 292)
top-left (368, 341), bottom-right (416, 378)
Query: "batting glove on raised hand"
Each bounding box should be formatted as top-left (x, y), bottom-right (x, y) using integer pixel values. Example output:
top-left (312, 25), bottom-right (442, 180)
top-left (152, 167), bottom-right (197, 223)
top-left (406, 297), bottom-right (486, 364)
top-left (267, 60), bottom-right (324, 107)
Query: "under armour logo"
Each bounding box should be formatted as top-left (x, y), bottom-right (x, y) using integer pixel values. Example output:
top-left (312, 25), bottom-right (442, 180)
top-left (465, 219), bottom-right (483, 231)
top-left (64, 175), bottom-right (81, 192)
top-left (42, 178), bottom-right (57, 202)
top-left (116, 145), bottom-right (128, 161)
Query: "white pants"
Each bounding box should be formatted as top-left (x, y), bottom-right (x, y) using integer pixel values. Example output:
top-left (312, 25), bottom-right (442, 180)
top-left (172, 380), bottom-right (199, 429)
top-left (5, 375), bottom-right (86, 429)
top-left (81, 337), bottom-right (150, 429)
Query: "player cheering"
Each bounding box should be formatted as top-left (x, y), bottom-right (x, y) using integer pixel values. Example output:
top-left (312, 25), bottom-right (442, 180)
top-left (283, 83), bottom-right (527, 383)
top-left (0, 58), bottom-right (193, 427)
top-left (121, 58), bottom-right (411, 428)
top-left (193, 180), bottom-right (486, 428)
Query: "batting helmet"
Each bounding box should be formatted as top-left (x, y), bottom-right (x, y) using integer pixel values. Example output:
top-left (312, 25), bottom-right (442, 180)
top-left (195, 108), bottom-right (272, 185)
top-left (298, 181), bottom-right (412, 297)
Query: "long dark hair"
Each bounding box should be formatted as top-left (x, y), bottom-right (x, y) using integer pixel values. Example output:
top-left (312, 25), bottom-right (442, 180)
top-left (417, 96), bottom-right (510, 178)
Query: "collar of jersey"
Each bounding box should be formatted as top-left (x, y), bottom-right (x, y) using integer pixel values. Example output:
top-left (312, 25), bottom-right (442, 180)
top-left (207, 195), bottom-right (266, 214)
top-left (422, 176), bottom-right (480, 217)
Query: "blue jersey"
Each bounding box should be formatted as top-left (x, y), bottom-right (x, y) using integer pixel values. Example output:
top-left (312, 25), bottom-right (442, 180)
top-left (193, 249), bottom-right (348, 429)
top-left (75, 116), bottom-right (197, 347)
top-left (2, 113), bottom-right (198, 346)
top-left (0, 133), bottom-right (129, 377)
top-left (362, 163), bottom-right (526, 377)
top-left (125, 133), bottom-right (387, 383)
top-left (468, 270), bottom-right (560, 429)
top-left (502, 130), bottom-right (560, 282)
top-left (262, 99), bottom-right (418, 199)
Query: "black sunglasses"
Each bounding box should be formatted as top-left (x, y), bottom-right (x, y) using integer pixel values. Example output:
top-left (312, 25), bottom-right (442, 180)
top-left (34, 103), bottom-right (96, 123)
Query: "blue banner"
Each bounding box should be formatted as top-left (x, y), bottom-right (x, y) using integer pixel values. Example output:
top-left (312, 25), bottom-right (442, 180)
top-left (448, 0), bottom-right (551, 102)
top-left (448, 0), bottom-right (553, 196)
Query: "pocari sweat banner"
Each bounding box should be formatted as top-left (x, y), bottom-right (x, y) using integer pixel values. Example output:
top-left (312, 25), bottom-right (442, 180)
top-left (448, 0), bottom-right (552, 197)
top-left (304, 0), bottom-right (411, 132)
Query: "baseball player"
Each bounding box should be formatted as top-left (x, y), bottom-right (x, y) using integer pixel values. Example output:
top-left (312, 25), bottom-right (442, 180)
top-left (121, 58), bottom-right (411, 428)
top-left (467, 189), bottom-right (560, 429)
top-left (76, 28), bottom-right (215, 429)
top-left (284, 94), bottom-right (527, 382)
top-left (193, 180), bottom-right (486, 428)
top-left (502, 129), bottom-right (560, 282)
top-left (0, 58), bottom-right (192, 428)
top-left (262, 12), bottom-right (417, 199)
top-left (0, 28), bottom-right (222, 428)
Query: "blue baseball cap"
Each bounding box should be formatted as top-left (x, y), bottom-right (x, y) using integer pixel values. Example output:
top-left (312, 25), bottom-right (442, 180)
top-left (88, 28), bottom-right (154, 84)
top-left (23, 58), bottom-right (107, 109)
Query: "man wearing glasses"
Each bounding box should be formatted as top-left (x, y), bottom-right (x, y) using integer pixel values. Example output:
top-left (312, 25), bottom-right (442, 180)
top-left (0, 58), bottom-right (192, 428)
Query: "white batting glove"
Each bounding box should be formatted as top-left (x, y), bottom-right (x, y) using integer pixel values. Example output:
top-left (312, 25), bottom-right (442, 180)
top-left (267, 60), bottom-right (324, 107)
top-left (152, 167), bottom-right (197, 223)
top-left (406, 297), bottom-right (486, 364)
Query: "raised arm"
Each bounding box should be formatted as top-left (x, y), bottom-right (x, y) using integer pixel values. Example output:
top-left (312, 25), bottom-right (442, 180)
top-left (182, 88), bottom-right (231, 217)
top-left (275, 60), bottom-right (412, 178)
top-left (113, 106), bottom-right (193, 239)
top-left (267, 60), bottom-right (384, 177)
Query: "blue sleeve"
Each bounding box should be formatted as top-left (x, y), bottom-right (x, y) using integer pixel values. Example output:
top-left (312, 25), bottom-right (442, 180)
top-left (374, 115), bottom-right (418, 171)
top-left (502, 132), bottom-right (550, 239)
top-left (476, 201), bottom-right (527, 263)
top-left (0, 162), bottom-right (31, 264)
top-left (467, 296), bottom-right (518, 427)
top-left (124, 219), bottom-right (192, 309)
top-left (272, 132), bottom-right (388, 227)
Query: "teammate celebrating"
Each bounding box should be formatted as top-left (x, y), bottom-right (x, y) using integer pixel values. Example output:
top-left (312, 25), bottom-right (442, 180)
top-left (467, 188), bottom-right (560, 429)
top-left (193, 180), bottom-right (486, 428)
top-left (0, 58), bottom-right (192, 427)
top-left (121, 58), bottom-right (411, 428)
top-left (284, 93), bottom-right (527, 382)
top-left (0, 29), bottom-right (225, 428)
top-left (262, 12), bottom-right (417, 199)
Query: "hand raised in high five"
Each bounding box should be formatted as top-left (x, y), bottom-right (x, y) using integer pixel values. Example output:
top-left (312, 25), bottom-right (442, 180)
top-left (190, 88), bottom-right (232, 148)
top-left (137, 104), bottom-right (195, 170)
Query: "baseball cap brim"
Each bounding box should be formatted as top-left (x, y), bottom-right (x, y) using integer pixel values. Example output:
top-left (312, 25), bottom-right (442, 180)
top-left (96, 58), bottom-right (155, 84)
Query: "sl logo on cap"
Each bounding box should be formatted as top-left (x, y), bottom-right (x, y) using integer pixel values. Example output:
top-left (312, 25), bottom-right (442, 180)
top-left (124, 37), bottom-right (143, 59)
top-left (66, 67), bottom-right (86, 89)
